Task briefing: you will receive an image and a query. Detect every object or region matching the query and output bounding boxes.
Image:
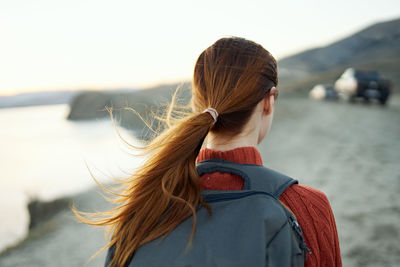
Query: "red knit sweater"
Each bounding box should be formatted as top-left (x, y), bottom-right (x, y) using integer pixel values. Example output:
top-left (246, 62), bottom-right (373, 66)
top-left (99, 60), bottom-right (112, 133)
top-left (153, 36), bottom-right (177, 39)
top-left (197, 147), bottom-right (342, 267)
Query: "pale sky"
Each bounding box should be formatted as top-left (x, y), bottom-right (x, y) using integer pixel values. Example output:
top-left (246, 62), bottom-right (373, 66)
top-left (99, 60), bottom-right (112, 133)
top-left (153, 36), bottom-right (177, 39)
top-left (1, 0), bottom-right (399, 95)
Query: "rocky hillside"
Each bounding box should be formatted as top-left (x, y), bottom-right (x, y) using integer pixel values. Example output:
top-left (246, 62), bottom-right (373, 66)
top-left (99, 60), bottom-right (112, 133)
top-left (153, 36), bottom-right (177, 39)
top-left (67, 83), bottom-right (191, 138)
top-left (278, 17), bottom-right (400, 93)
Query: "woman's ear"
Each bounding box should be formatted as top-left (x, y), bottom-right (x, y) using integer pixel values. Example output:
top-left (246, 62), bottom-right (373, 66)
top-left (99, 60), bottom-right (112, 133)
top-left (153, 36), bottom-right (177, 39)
top-left (264, 87), bottom-right (276, 115)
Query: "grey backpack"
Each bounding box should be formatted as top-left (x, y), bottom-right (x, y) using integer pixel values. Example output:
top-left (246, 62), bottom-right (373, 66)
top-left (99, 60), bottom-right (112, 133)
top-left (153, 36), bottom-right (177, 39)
top-left (105, 159), bottom-right (310, 267)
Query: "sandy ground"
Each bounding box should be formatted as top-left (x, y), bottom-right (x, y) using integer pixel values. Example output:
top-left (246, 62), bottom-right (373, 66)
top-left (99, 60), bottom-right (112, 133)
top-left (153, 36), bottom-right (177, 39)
top-left (1, 95), bottom-right (399, 267)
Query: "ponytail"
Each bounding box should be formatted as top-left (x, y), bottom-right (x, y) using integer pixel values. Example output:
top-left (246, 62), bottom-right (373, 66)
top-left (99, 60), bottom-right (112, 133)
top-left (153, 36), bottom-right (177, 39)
top-left (74, 91), bottom-right (215, 267)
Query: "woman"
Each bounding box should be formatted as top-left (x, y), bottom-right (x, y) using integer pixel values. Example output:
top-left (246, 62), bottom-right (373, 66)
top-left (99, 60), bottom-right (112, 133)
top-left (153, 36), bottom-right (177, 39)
top-left (77, 37), bottom-right (341, 267)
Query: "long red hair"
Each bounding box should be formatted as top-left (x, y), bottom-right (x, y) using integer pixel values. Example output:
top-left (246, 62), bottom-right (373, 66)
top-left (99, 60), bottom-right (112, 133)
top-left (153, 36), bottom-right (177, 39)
top-left (74, 37), bottom-right (278, 267)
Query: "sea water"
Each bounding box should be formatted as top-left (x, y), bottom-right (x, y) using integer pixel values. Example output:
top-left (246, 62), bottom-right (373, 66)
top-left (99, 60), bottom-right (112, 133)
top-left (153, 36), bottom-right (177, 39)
top-left (0, 104), bottom-right (143, 252)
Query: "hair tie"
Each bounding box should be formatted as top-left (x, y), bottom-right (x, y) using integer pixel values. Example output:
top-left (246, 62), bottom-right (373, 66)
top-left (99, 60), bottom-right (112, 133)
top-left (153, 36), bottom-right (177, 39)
top-left (203, 108), bottom-right (218, 124)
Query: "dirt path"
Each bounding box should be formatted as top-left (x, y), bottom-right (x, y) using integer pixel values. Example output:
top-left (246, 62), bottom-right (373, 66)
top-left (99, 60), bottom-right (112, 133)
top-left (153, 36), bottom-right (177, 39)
top-left (1, 95), bottom-right (399, 267)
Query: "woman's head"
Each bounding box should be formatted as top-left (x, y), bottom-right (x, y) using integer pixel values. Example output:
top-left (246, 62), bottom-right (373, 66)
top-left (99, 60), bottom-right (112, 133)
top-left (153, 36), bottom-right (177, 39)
top-left (192, 37), bottom-right (278, 137)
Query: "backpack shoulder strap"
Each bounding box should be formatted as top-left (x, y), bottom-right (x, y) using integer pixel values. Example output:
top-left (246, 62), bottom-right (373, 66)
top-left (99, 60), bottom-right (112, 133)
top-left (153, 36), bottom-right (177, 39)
top-left (196, 158), bottom-right (298, 198)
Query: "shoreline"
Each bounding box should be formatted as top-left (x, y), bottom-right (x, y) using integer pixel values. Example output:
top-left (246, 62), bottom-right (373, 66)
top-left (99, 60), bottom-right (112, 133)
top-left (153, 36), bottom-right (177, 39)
top-left (0, 103), bottom-right (143, 256)
top-left (0, 197), bottom-right (72, 255)
top-left (0, 185), bottom-right (112, 266)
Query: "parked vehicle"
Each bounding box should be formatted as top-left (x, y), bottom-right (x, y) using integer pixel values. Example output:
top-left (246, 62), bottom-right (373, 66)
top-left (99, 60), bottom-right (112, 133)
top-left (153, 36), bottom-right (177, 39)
top-left (334, 68), bottom-right (391, 105)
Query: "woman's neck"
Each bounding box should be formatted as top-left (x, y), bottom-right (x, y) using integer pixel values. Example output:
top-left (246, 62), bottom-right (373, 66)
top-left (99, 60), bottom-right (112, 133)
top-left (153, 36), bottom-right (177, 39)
top-left (205, 130), bottom-right (259, 152)
top-left (204, 98), bottom-right (270, 152)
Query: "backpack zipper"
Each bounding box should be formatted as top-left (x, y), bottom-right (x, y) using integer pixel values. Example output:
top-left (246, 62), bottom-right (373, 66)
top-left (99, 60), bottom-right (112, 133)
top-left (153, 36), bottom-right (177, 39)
top-left (289, 216), bottom-right (312, 257)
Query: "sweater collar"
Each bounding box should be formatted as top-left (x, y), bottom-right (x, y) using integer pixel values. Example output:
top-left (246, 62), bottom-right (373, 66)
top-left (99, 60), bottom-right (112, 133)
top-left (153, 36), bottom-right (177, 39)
top-left (197, 146), bottom-right (263, 165)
